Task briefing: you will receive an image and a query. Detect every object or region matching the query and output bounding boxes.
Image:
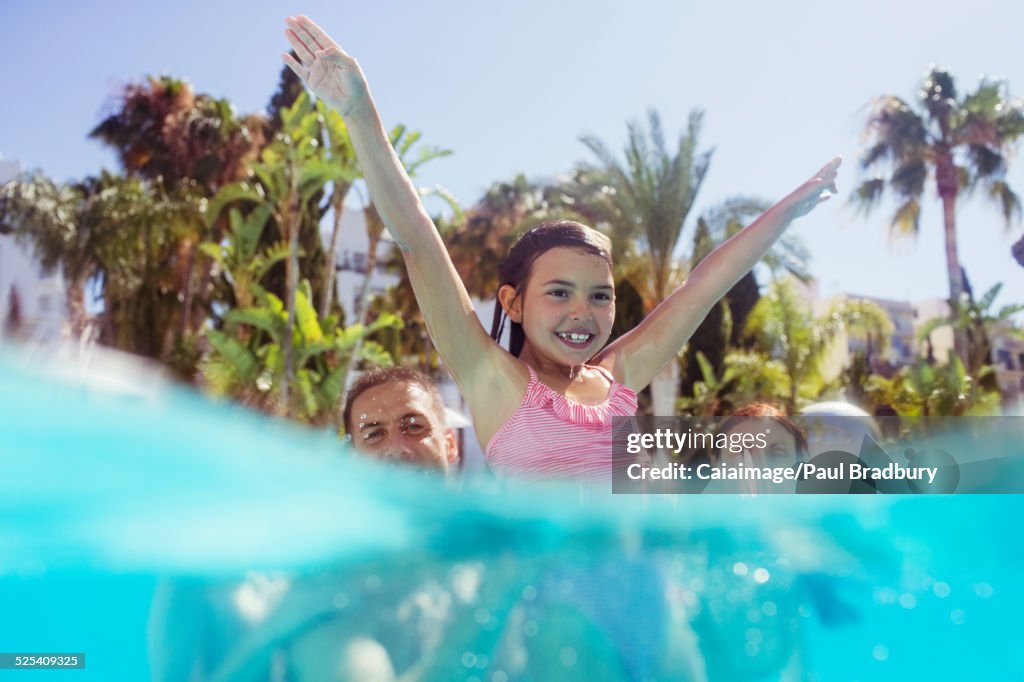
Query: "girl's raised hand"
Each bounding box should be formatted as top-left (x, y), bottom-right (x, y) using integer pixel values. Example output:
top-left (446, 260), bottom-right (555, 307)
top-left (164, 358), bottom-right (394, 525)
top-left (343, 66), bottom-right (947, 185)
top-left (778, 156), bottom-right (842, 220)
top-left (282, 15), bottom-right (369, 116)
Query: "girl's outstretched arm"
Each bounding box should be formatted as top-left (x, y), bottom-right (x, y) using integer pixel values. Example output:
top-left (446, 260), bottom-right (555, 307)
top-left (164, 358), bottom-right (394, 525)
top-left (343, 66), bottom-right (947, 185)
top-left (282, 17), bottom-right (521, 417)
top-left (594, 157), bottom-right (841, 393)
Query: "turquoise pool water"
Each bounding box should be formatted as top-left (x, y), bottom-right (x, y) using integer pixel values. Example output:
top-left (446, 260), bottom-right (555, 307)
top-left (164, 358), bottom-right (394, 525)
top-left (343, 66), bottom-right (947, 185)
top-left (1, 347), bottom-right (1022, 680)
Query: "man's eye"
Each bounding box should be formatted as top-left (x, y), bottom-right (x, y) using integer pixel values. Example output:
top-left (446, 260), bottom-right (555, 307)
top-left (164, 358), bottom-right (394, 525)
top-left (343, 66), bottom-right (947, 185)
top-left (405, 423), bottom-right (427, 436)
top-left (362, 429), bottom-right (386, 444)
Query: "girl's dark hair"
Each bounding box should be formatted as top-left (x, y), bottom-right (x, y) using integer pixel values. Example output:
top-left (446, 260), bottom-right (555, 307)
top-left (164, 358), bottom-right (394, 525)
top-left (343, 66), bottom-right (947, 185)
top-left (720, 402), bottom-right (810, 462)
top-left (489, 220), bottom-right (613, 357)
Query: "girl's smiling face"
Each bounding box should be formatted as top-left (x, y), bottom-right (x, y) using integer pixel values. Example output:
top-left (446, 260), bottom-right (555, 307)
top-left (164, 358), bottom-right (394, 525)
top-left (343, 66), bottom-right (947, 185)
top-left (502, 247), bottom-right (616, 368)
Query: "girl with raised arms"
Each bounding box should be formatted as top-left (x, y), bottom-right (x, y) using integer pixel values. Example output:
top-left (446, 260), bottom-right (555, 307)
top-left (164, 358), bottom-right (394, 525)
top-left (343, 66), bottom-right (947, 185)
top-left (282, 15), bottom-right (840, 481)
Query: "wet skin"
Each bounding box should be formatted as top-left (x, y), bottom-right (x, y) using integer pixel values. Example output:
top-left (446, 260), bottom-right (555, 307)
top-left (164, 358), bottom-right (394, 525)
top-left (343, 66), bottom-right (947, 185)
top-left (347, 381), bottom-right (457, 472)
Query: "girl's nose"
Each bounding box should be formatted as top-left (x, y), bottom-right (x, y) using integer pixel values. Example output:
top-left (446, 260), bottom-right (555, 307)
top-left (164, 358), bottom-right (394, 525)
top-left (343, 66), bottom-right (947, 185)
top-left (569, 301), bottom-right (591, 321)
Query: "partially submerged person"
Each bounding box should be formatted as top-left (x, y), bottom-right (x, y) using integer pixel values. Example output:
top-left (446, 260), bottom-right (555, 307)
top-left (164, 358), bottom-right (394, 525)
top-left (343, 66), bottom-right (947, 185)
top-left (282, 15), bottom-right (839, 482)
top-left (343, 367), bottom-right (459, 472)
top-left (718, 402), bottom-right (809, 468)
top-left (709, 403), bottom-right (809, 494)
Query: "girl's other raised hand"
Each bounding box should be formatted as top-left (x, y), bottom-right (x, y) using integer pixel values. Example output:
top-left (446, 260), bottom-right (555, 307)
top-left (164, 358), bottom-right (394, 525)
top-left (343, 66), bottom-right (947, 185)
top-left (282, 15), bottom-right (369, 116)
top-left (778, 156), bottom-right (842, 221)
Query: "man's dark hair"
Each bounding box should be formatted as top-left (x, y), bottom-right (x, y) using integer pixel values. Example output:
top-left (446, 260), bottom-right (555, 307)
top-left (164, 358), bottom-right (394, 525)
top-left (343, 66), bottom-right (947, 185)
top-left (342, 367), bottom-right (447, 435)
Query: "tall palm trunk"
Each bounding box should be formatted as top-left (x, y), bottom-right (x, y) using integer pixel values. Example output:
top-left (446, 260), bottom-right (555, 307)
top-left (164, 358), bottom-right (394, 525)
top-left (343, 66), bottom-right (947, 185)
top-left (319, 182), bottom-right (351, 319)
top-left (178, 241), bottom-right (196, 338)
top-left (280, 190), bottom-right (300, 418)
top-left (65, 271), bottom-right (89, 340)
top-left (937, 158), bottom-right (968, 365)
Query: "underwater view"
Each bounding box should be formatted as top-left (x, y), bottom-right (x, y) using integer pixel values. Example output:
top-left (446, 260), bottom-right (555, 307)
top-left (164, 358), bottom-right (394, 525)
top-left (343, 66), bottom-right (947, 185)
top-left (2, 347), bottom-right (1022, 681)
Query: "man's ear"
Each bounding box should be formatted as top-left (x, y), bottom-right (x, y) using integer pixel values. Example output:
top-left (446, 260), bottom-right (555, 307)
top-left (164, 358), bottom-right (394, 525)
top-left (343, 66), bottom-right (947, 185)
top-left (444, 428), bottom-right (459, 466)
top-left (497, 284), bottom-right (522, 323)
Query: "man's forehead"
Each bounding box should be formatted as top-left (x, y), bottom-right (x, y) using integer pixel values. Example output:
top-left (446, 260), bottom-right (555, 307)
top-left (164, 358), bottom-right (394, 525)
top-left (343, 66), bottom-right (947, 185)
top-left (350, 381), bottom-right (440, 422)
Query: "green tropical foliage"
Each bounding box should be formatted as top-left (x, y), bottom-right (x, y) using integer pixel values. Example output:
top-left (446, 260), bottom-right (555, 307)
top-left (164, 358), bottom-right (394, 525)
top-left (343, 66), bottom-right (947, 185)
top-left (917, 281), bottom-right (1024, 380)
top-left (201, 280), bottom-right (401, 424)
top-left (7, 62), bottom-right (1020, 423)
top-left (205, 92), bottom-right (344, 413)
top-left (744, 278), bottom-right (893, 411)
top-left (863, 356), bottom-right (1000, 417)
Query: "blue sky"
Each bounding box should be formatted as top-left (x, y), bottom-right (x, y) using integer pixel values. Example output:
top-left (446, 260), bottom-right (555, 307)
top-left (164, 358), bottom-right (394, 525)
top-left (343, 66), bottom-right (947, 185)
top-left (2, 0), bottom-right (1022, 306)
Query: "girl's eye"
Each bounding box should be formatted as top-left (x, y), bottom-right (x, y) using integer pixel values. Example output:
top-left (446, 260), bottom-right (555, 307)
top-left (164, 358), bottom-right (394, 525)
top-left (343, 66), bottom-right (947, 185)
top-left (592, 292), bottom-right (613, 302)
top-left (547, 289), bottom-right (569, 298)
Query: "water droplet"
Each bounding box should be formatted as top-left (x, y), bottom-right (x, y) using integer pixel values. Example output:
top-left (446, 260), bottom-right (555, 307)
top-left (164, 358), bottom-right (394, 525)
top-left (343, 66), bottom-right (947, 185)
top-left (933, 582), bottom-right (951, 599)
top-left (733, 562), bottom-right (749, 576)
top-left (875, 588), bottom-right (897, 605)
top-left (461, 652), bottom-right (477, 668)
top-left (753, 568), bottom-right (770, 584)
top-left (492, 672), bottom-right (508, 682)
top-left (950, 608), bottom-right (966, 625)
top-left (359, 413), bottom-right (368, 420)
top-left (332, 592), bottom-right (349, 609)
top-left (898, 593), bottom-right (916, 609)
top-left (522, 585), bottom-right (537, 601)
top-left (872, 645), bottom-right (889, 662)
top-left (762, 601), bottom-right (777, 617)
top-left (974, 582), bottom-right (994, 599)
top-left (559, 647), bottom-right (577, 666)
top-left (745, 642), bottom-right (759, 657)
top-left (474, 608), bottom-right (490, 624)
top-left (364, 575), bottom-right (381, 590)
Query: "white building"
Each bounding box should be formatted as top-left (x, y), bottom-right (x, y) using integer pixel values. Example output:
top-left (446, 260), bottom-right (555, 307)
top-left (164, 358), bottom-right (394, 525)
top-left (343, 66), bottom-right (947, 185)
top-left (327, 207), bottom-right (401, 325)
top-left (0, 158), bottom-right (67, 343)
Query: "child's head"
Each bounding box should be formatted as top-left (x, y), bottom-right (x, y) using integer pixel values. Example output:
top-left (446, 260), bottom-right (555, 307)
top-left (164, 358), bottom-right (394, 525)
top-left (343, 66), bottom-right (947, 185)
top-left (490, 220), bottom-right (614, 359)
top-left (718, 402), bottom-right (809, 464)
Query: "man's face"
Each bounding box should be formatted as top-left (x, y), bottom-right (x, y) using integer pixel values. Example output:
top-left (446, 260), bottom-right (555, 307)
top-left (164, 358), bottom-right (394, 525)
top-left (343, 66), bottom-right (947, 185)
top-left (347, 381), bottom-right (457, 472)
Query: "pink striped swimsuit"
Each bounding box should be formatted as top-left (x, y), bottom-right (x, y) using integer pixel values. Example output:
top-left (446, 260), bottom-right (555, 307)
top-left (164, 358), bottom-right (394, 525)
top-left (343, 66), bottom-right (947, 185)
top-left (485, 364), bottom-right (638, 481)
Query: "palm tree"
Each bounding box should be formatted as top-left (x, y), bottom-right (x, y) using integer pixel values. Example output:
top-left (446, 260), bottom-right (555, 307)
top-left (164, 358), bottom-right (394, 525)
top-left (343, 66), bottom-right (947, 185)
top-left (852, 66), bottom-right (1024, 364)
top-left (572, 109), bottom-right (713, 416)
top-left (90, 76), bottom-right (266, 351)
top-left (90, 76), bottom-right (264, 193)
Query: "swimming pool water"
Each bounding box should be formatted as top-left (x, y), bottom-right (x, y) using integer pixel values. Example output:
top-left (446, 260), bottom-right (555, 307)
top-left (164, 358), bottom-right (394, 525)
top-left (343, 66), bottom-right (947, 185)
top-left (1, 346), bottom-right (1021, 681)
